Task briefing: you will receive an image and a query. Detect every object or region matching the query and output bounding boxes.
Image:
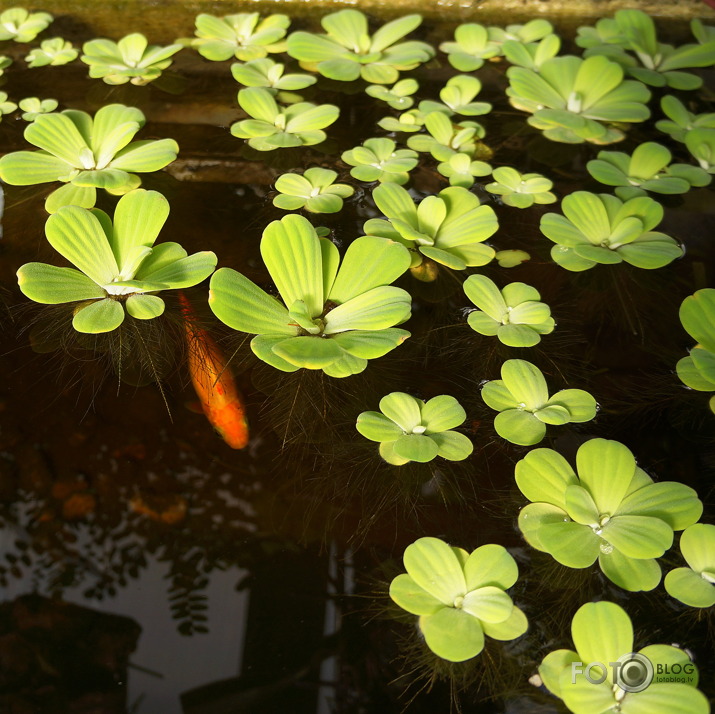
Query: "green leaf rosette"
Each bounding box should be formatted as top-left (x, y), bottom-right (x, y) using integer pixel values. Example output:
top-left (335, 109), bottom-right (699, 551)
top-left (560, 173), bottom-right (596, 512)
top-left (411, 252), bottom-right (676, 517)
top-left (664, 523), bottom-right (715, 608)
top-left (341, 138), bottom-right (418, 185)
top-left (0, 7), bottom-right (53, 42)
top-left (273, 167), bottom-right (353, 214)
top-left (485, 166), bottom-right (557, 208)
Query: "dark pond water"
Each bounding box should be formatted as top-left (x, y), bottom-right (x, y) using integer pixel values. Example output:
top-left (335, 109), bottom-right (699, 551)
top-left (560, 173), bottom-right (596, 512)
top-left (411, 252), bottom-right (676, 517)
top-left (0, 11), bottom-right (714, 714)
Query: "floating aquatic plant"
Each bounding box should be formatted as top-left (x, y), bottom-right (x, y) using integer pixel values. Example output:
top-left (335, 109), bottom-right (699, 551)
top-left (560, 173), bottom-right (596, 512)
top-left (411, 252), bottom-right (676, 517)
top-left (439, 23), bottom-right (500, 72)
top-left (437, 152), bottom-right (491, 189)
top-left (579, 9), bottom-right (715, 91)
top-left (230, 57), bottom-right (316, 92)
top-left (417, 75), bottom-right (492, 118)
top-left (81, 33), bottom-right (182, 85)
top-left (356, 393), bottom-right (473, 465)
top-left (540, 191), bottom-right (682, 271)
top-left (506, 55), bottom-right (651, 144)
top-left (390, 538), bottom-right (527, 661)
top-left (407, 112), bottom-right (486, 161)
top-left (231, 87), bottom-right (339, 151)
top-left (25, 37), bottom-right (77, 67)
top-left (188, 12), bottom-right (290, 62)
top-left (365, 78), bottom-right (418, 110)
top-left (364, 183), bottom-right (498, 270)
top-left (16, 189), bottom-right (217, 334)
top-left (18, 97), bottom-right (57, 121)
top-left (482, 359), bottom-right (596, 445)
top-left (676, 288), bottom-right (715, 414)
top-left (655, 95), bottom-right (715, 143)
top-left (488, 19), bottom-right (554, 47)
top-left (664, 523), bottom-right (715, 608)
top-left (485, 167), bottom-right (557, 208)
top-left (0, 92), bottom-right (17, 121)
top-left (464, 276), bottom-right (554, 348)
top-left (516, 439), bottom-right (703, 590)
top-left (0, 56), bottom-right (12, 76)
top-left (539, 601), bottom-right (708, 713)
top-left (501, 34), bottom-right (561, 71)
top-left (272, 168), bottom-right (353, 213)
top-left (0, 104), bottom-right (179, 213)
top-left (209, 214), bottom-right (412, 377)
top-left (377, 108), bottom-right (425, 134)
top-left (495, 250), bottom-right (530, 268)
top-left (341, 137), bottom-right (418, 185)
top-left (0, 7), bottom-right (52, 42)
top-left (286, 9), bottom-right (435, 84)
top-left (586, 141), bottom-right (711, 200)
top-left (685, 128), bottom-right (715, 173)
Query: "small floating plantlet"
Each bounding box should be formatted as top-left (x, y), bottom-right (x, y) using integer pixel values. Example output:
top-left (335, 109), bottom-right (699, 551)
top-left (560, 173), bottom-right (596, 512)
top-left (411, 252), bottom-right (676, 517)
top-left (539, 601), bottom-right (708, 713)
top-left (501, 34), bottom-right (560, 71)
top-left (0, 7), bottom-right (52, 42)
top-left (481, 359), bottom-right (596, 445)
top-left (230, 57), bottom-right (316, 92)
top-left (506, 55), bottom-right (651, 144)
top-left (231, 87), bottom-right (339, 151)
top-left (540, 191), bottom-right (683, 271)
top-left (390, 537), bottom-right (527, 661)
top-left (209, 214), bottom-right (412, 378)
top-left (437, 152), bottom-right (491, 189)
top-left (586, 141), bottom-right (711, 200)
top-left (655, 95), bottom-right (715, 143)
top-left (464, 275), bottom-right (554, 347)
top-left (516, 439), bottom-right (703, 590)
top-left (664, 523), bottom-right (715, 608)
top-left (341, 137), bottom-right (419, 185)
top-left (685, 128), bottom-right (715, 173)
top-left (377, 108), bottom-right (424, 134)
top-left (18, 97), bottom-right (57, 121)
top-left (16, 189), bottom-right (218, 334)
top-left (407, 111), bottom-right (486, 159)
top-left (81, 33), bottom-right (182, 85)
top-left (25, 37), bottom-right (77, 67)
top-left (484, 167), bottom-right (557, 208)
top-left (365, 78), bottom-right (418, 110)
top-left (676, 288), bottom-right (715, 414)
top-left (286, 9), bottom-right (434, 84)
top-left (0, 104), bottom-right (179, 212)
top-left (356, 392), bottom-right (473, 465)
top-left (417, 75), bottom-right (492, 118)
top-left (0, 56), bottom-right (12, 76)
top-left (272, 167), bottom-right (353, 214)
top-left (487, 19), bottom-right (554, 47)
top-left (439, 23), bottom-right (500, 72)
top-left (0, 92), bottom-right (17, 122)
top-left (188, 12), bottom-right (290, 62)
top-left (364, 183), bottom-right (498, 270)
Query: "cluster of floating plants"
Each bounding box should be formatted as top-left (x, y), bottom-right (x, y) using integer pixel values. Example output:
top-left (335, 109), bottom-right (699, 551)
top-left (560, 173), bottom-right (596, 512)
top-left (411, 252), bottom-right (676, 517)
top-left (0, 5), bottom-right (714, 713)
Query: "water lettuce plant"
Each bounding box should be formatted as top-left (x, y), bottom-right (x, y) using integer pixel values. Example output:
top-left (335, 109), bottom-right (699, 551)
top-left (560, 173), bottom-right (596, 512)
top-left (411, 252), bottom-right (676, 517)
top-left (364, 183), bottom-right (498, 270)
top-left (439, 23), bottom-right (500, 72)
top-left (208, 214), bottom-right (412, 377)
top-left (16, 189), bottom-right (217, 334)
top-left (655, 95), bottom-right (715, 143)
top-left (390, 538), bottom-right (527, 661)
top-left (407, 112), bottom-right (486, 159)
top-left (377, 108), bottom-right (424, 134)
top-left (516, 439), bottom-right (703, 590)
top-left (0, 56), bottom-right (12, 76)
top-left (18, 97), bottom-right (57, 121)
top-left (417, 75), bottom-right (491, 118)
top-left (230, 57), bottom-right (316, 92)
top-left (540, 191), bottom-right (682, 271)
top-left (0, 92), bottom-right (17, 121)
top-left (464, 276), bottom-right (554, 347)
top-left (286, 10), bottom-right (434, 84)
top-left (482, 359), bottom-right (596, 445)
top-left (356, 393), bottom-right (473, 465)
top-left (231, 87), bottom-right (339, 151)
top-left (506, 55), bottom-right (651, 144)
top-left (365, 78), bottom-right (418, 110)
top-left (676, 288), bottom-right (715, 414)
top-left (685, 128), bottom-right (715, 173)
top-left (539, 601), bottom-right (708, 713)
top-left (664, 523), bottom-right (715, 608)
top-left (25, 37), bottom-right (77, 67)
top-left (272, 168), bottom-right (353, 213)
top-left (586, 141), bottom-right (711, 200)
top-left (501, 34), bottom-right (560, 71)
top-left (0, 7), bottom-right (52, 42)
top-left (485, 167), bottom-right (557, 208)
top-left (488, 19), bottom-right (554, 46)
top-left (81, 33), bottom-right (182, 85)
top-left (437, 152), bottom-right (491, 189)
top-left (0, 104), bottom-right (179, 213)
top-left (579, 9), bottom-right (715, 90)
top-left (189, 12), bottom-right (289, 61)
top-left (341, 138), bottom-right (418, 185)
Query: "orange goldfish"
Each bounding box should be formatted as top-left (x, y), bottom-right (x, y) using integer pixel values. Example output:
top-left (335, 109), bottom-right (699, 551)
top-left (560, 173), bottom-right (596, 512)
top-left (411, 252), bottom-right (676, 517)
top-left (178, 291), bottom-right (249, 449)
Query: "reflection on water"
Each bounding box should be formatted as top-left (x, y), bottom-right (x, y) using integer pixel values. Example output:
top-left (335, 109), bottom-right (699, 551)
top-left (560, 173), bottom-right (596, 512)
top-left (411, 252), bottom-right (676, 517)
top-left (0, 13), bottom-right (714, 714)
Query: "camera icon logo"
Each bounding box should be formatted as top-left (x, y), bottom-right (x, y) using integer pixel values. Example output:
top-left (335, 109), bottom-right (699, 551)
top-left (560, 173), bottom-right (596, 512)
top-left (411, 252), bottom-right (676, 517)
top-left (614, 653), bottom-right (654, 693)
